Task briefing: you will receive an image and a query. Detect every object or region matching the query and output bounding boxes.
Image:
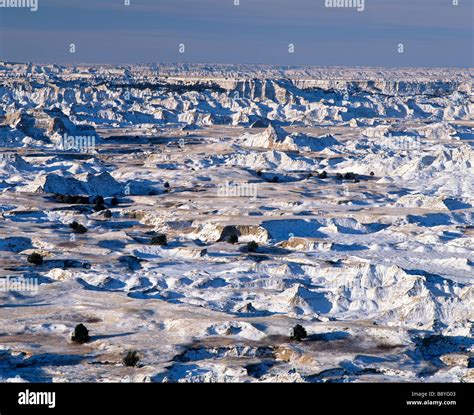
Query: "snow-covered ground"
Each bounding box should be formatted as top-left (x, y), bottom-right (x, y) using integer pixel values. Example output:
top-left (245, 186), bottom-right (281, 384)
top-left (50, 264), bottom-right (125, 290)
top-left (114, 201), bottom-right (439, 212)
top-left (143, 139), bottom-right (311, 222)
top-left (0, 63), bottom-right (472, 382)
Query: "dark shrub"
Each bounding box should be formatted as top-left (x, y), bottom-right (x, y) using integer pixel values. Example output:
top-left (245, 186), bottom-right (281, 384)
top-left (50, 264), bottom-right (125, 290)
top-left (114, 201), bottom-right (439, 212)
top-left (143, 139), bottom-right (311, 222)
top-left (27, 253), bottom-right (43, 265)
top-left (227, 234), bottom-right (238, 244)
top-left (53, 194), bottom-right (89, 204)
top-left (59, 195), bottom-right (72, 203)
top-left (247, 241), bottom-right (259, 252)
top-left (94, 203), bottom-right (106, 212)
top-left (94, 199), bottom-right (106, 212)
top-left (290, 324), bottom-right (307, 341)
top-left (150, 234), bottom-right (167, 246)
top-left (70, 221), bottom-right (87, 234)
top-left (123, 350), bottom-right (140, 367)
top-left (71, 324), bottom-right (90, 344)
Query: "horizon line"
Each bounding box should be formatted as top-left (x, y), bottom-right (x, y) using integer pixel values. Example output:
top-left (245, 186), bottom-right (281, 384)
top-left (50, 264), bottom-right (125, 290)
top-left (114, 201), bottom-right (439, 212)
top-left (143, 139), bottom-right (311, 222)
top-left (1, 61), bottom-right (473, 71)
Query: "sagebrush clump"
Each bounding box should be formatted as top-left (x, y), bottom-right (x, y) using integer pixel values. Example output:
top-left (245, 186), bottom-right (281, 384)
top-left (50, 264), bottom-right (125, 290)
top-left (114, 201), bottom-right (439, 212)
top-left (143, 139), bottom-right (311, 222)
top-left (70, 221), bottom-right (87, 234)
top-left (150, 234), bottom-right (167, 246)
top-left (71, 324), bottom-right (90, 344)
top-left (123, 350), bottom-right (140, 367)
top-left (290, 324), bottom-right (307, 341)
top-left (27, 252), bottom-right (43, 265)
top-left (93, 196), bottom-right (106, 212)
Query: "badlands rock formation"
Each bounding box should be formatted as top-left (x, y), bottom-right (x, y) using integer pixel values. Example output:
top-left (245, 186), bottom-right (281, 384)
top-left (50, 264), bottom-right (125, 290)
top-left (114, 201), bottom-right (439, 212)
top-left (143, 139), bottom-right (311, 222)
top-left (0, 63), bottom-right (472, 383)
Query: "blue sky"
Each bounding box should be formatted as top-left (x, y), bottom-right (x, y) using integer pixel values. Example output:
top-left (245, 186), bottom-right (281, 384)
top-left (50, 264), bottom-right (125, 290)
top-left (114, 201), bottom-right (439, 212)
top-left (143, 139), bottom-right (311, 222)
top-left (0, 0), bottom-right (472, 67)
